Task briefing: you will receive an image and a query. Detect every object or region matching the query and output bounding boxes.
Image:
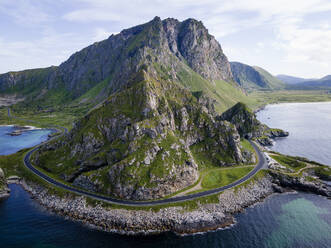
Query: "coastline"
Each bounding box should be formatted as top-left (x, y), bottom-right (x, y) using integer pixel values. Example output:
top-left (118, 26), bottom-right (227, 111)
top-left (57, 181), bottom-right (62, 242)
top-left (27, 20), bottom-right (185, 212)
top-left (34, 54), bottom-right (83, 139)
top-left (5, 125), bottom-right (42, 136)
top-left (9, 166), bottom-right (329, 235)
top-left (0, 124), bottom-right (56, 140)
top-left (2, 102), bottom-right (331, 235)
top-left (9, 174), bottom-right (285, 235)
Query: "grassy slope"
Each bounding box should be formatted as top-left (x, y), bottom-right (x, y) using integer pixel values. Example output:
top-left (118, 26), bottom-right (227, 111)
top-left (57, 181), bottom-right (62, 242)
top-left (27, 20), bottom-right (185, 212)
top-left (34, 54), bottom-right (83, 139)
top-left (270, 154), bottom-right (306, 172)
top-left (0, 106), bottom-right (82, 130)
top-left (201, 166), bottom-right (254, 189)
top-left (176, 65), bottom-right (258, 113)
top-left (253, 66), bottom-right (285, 90)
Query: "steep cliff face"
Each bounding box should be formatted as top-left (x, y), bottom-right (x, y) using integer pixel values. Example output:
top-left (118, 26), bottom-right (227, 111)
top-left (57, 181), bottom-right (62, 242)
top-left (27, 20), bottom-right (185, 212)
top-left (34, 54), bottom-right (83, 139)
top-left (33, 69), bottom-right (246, 200)
top-left (163, 18), bottom-right (233, 82)
top-left (0, 17), bottom-right (233, 107)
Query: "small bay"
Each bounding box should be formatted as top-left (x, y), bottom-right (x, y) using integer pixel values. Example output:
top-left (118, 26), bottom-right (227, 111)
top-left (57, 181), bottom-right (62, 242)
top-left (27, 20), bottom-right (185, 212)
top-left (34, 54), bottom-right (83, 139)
top-left (256, 102), bottom-right (331, 165)
top-left (0, 126), bottom-right (52, 155)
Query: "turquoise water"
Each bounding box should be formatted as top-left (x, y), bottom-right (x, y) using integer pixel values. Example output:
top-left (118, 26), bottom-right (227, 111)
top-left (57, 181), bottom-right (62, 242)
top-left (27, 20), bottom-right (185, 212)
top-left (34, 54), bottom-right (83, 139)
top-left (0, 185), bottom-right (330, 248)
top-left (256, 102), bottom-right (331, 165)
top-left (0, 126), bottom-right (52, 155)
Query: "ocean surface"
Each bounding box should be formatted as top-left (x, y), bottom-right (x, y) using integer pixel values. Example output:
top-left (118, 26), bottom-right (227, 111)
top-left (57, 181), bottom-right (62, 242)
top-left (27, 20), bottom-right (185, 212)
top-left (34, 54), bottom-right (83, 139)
top-left (0, 185), bottom-right (330, 248)
top-left (0, 126), bottom-right (52, 155)
top-left (0, 102), bottom-right (331, 248)
top-left (256, 102), bottom-right (331, 165)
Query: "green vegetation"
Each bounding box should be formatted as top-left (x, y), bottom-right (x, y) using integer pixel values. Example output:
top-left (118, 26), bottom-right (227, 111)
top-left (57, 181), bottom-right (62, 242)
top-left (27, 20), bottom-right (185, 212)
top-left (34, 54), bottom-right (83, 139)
top-left (0, 147), bottom-right (221, 211)
top-left (270, 153), bottom-right (306, 172)
top-left (233, 169), bottom-right (268, 192)
top-left (0, 104), bottom-right (86, 130)
top-left (240, 139), bottom-right (254, 153)
top-left (86, 191), bottom-right (221, 212)
top-left (253, 66), bottom-right (285, 90)
top-left (201, 166), bottom-right (254, 189)
top-left (313, 166), bottom-right (331, 181)
top-left (250, 90), bottom-right (331, 109)
top-left (176, 66), bottom-right (259, 113)
top-left (0, 149), bottom-right (28, 177)
top-left (230, 62), bottom-right (284, 92)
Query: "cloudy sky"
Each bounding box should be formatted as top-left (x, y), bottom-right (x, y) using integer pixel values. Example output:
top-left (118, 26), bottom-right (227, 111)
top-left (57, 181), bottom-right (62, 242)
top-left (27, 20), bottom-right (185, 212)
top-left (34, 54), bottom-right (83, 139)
top-left (0, 0), bottom-right (330, 78)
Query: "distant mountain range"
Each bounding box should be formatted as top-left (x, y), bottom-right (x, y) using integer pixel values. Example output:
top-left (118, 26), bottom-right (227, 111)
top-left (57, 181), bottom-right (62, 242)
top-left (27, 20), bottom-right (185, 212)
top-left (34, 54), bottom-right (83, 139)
top-left (276, 75), bottom-right (315, 85)
top-left (277, 74), bottom-right (331, 89)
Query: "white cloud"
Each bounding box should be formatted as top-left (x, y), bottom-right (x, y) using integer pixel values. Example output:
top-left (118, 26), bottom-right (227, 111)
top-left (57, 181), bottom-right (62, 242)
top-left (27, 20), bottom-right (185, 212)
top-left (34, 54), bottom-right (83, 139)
top-left (0, 0), bottom-right (330, 77)
top-left (275, 19), bottom-right (331, 67)
top-left (0, 31), bottom-right (96, 73)
top-left (0, 0), bottom-right (52, 26)
top-left (64, 9), bottom-right (123, 22)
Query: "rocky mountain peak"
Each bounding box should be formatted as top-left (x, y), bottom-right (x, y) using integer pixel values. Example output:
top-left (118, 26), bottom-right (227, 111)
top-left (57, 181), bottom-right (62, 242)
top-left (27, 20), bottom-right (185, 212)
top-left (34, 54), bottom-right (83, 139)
top-left (162, 17), bottom-right (233, 82)
top-left (34, 68), bottom-right (250, 200)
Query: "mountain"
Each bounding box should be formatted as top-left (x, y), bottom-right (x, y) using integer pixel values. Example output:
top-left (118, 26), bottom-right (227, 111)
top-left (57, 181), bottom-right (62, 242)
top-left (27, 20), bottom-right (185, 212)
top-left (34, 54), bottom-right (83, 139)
top-left (26, 17), bottom-right (265, 201)
top-left (284, 75), bottom-right (331, 90)
top-left (230, 62), bottom-right (284, 90)
top-left (276, 74), bottom-right (313, 85)
top-left (33, 69), bottom-right (256, 200)
top-left (0, 17), bottom-right (255, 113)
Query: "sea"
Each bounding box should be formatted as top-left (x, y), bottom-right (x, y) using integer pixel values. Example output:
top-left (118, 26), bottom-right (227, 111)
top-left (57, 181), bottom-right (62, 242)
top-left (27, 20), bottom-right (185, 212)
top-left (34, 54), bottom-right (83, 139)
top-left (0, 126), bottom-right (52, 155)
top-left (0, 102), bottom-right (330, 248)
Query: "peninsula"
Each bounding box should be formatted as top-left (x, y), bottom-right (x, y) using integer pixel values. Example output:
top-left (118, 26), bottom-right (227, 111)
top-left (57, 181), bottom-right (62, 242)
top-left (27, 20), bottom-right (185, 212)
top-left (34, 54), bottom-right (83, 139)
top-left (0, 17), bottom-right (330, 235)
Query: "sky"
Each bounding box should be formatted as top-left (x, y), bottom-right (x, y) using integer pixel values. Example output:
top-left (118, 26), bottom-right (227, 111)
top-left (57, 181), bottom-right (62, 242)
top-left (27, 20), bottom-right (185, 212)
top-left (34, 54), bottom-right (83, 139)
top-left (0, 0), bottom-right (330, 78)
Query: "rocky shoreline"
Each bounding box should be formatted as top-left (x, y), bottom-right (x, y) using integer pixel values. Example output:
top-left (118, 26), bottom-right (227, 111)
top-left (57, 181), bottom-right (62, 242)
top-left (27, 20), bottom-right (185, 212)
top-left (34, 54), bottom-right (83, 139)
top-left (18, 176), bottom-right (273, 235)
top-left (2, 167), bottom-right (328, 235)
top-left (15, 171), bottom-right (329, 235)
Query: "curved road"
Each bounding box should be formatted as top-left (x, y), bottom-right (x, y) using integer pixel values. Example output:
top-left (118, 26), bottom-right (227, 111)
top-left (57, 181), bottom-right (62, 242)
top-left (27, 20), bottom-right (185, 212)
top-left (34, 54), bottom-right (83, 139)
top-left (10, 107), bottom-right (267, 206)
top-left (23, 141), bottom-right (267, 206)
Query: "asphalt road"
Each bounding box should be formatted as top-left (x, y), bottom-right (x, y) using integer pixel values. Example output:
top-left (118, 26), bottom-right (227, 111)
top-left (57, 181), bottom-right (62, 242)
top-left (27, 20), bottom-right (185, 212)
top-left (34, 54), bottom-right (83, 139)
top-left (9, 107), bottom-right (268, 206)
top-left (23, 139), bottom-right (267, 207)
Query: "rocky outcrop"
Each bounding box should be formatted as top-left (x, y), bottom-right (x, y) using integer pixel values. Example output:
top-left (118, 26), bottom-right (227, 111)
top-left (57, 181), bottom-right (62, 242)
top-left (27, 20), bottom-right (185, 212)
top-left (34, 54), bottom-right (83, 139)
top-left (266, 129), bottom-right (289, 138)
top-left (270, 171), bottom-right (331, 197)
top-left (34, 70), bottom-right (247, 201)
top-left (220, 102), bottom-right (289, 145)
top-left (171, 18), bottom-right (233, 82)
top-left (220, 102), bottom-right (262, 138)
top-left (257, 128), bottom-right (289, 146)
top-left (0, 168), bottom-right (10, 199)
